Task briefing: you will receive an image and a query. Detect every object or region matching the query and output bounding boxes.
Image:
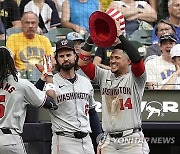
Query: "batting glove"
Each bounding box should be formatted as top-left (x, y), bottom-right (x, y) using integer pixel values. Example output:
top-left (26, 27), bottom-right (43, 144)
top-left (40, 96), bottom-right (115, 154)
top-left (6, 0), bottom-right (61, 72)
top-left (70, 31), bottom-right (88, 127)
top-left (35, 55), bottom-right (54, 77)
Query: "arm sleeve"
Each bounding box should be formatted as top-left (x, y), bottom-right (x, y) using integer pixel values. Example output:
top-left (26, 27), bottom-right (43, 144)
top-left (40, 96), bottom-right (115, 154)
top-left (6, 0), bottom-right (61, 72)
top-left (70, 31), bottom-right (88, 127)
top-left (118, 35), bottom-right (145, 77)
top-left (89, 107), bottom-right (103, 151)
top-left (35, 78), bottom-right (45, 90)
top-left (80, 63), bottom-right (96, 80)
top-left (89, 108), bottom-right (103, 136)
top-left (118, 35), bottom-right (142, 63)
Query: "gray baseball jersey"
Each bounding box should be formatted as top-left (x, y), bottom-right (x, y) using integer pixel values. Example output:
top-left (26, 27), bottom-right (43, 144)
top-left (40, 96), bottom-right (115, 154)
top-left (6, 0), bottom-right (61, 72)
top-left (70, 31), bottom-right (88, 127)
top-left (94, 66), bottom-right (146, 132)
top-left (0, 75), bottom-right (47, 134)
top-left (49, 73), bottom-right (95, 133)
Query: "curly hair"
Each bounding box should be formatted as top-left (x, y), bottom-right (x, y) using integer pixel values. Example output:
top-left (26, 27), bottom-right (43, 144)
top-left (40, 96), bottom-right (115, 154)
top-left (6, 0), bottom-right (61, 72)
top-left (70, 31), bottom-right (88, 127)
top-left (0, 46), bottom-right (18, 85)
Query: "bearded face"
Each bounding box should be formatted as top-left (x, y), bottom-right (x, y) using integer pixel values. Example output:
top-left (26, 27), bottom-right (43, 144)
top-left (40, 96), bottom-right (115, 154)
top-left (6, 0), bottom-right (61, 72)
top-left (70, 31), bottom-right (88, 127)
top-left (59, 61), bottom-right (76, 70)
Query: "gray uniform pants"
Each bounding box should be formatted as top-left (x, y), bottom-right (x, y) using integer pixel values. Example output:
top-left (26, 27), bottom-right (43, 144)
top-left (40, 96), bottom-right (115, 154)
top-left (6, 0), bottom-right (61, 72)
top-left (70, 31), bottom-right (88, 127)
top-left (0, 133), bottom-right (26, 154)
top-left (51, 133), bottom-right (95, 154)
top-left (100, 131), bottom-right (149, 154)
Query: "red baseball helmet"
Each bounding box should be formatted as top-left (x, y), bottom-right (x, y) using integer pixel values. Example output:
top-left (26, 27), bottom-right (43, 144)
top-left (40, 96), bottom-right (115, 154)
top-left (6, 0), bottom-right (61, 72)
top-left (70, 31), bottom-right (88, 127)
top-left (89, 8), bottom-right (125, 48)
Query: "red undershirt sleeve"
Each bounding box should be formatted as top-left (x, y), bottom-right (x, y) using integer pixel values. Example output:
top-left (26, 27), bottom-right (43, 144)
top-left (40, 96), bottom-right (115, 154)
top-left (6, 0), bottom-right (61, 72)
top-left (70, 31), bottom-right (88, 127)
top-left (80, 63), bottom-right (96, 80)
top-left (131, 59), bottom-right (145, 77)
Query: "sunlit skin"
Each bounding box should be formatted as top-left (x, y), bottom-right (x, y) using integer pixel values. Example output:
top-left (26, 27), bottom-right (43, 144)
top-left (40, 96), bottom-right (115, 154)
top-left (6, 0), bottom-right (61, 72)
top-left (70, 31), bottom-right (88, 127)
top-left (160, 41), bottom-right (177, 62)
top-left (109, 49), bottom-right (131, 77)
top-left (21, 12), bottom-right (39, 39)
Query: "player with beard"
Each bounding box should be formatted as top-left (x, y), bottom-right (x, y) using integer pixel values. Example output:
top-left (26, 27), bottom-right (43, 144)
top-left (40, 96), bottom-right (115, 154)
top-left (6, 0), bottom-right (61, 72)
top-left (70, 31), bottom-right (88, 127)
top-left (48, 39), bottom-right (101, 154)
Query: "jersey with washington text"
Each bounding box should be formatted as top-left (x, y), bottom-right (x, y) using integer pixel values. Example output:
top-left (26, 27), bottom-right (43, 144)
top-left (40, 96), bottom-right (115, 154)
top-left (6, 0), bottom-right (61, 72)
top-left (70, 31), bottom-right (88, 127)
top-left (0, 75), bottom-right (46, 133)
top-left (49, 73), bottom-right (95, 133)
top-left (94, 66), bottom-right (146, 132)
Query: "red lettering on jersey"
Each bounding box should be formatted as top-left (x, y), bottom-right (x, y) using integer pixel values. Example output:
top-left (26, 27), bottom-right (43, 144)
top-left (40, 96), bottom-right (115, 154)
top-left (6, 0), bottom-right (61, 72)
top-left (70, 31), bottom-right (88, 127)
top-left (119, 98), bottom-right (132, 110)
top-left (0, 95), bottom-right (5, 118)
top-left (0, 95), bottom-right (5, 102)
top-left (8, 87), bottom-right (15, 93)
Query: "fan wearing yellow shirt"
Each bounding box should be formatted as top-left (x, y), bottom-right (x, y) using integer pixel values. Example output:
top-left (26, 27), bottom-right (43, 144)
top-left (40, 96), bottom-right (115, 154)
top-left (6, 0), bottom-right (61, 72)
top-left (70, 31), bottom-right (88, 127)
top-left (7, 11), bottom-right (53, 81)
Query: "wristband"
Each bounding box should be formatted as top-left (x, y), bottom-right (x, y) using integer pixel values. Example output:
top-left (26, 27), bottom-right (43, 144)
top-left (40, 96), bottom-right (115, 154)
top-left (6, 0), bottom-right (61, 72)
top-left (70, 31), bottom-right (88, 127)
top-left (79, 53), bottom-right (91, 61)
top-left (45, 83), bottom-right (56, 92)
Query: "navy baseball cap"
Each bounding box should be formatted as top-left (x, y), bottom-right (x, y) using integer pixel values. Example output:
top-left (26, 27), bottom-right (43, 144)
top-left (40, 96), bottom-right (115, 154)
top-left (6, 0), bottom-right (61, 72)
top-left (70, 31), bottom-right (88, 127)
top-left (67, 32), bottom-right (85, 42)
top-left (160, 33), bottom-right (177, 44)
top-left (55, 39), bottom-right (75, 52)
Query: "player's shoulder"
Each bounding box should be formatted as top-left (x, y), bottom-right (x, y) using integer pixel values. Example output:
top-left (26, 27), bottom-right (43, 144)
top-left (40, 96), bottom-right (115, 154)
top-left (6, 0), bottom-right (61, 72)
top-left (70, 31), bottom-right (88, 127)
top-left (7, 76), bottom-right (32, 89)
top-left (53, 73), bottom-right (65, 83)
top-left (18, 77), bottom-right (32, 85)
top-left (76, 74), bottom-right (91, 83)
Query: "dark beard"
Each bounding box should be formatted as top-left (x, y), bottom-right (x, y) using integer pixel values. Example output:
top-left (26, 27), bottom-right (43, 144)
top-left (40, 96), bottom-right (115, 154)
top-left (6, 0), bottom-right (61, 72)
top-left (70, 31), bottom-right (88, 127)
top-left (60, 62), bottom-right (75, 70)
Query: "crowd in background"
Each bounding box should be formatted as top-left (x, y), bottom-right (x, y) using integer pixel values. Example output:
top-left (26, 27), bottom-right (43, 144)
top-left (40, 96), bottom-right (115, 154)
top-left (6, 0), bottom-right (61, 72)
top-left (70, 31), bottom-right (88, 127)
top-left (0, 0), bottom-right (180, 90)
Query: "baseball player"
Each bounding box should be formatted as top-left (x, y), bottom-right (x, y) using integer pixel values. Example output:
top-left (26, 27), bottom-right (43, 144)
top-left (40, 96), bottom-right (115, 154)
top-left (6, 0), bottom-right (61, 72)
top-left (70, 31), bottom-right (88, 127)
top-left (0, 46), bottom-right (57, 154)
top-left (78, 22), bottom-right (149, 154)
top-left (42, 39), bottom-right (102, 154)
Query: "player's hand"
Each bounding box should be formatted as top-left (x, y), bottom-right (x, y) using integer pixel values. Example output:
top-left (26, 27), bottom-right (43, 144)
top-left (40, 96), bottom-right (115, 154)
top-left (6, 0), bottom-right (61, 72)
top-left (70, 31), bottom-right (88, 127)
top-left (35, 55), bottom-right (54, 77)
top-left (115, 19), bottom-right (123, 37)
top-left (97, 144), bottom-right (101, 154)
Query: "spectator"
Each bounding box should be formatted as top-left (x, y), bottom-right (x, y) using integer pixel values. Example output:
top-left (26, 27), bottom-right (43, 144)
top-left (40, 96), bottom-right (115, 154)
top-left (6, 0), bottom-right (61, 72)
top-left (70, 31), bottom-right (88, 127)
top-left (19, 0), bottom-right (61, 34)
top-left (0, 0), bottom-right (21, 29)
top-left (161, 44), bottom-right (180, 89)
top-left (67, 31), bottom-right (84, 54)
top-left (6, 11), bottom-right (53, 81)
top-left (108, 0), bottom-right (157, 36)
top-left (151, 0), bottom-right (180, 44)
top-left (67, 31), bottom-right (89, 77)
top-left (61, 0), bottom-right (102, 34)
top-left (99, 0), bottom-right (113, 12)
top-left (144, 19), bottom-right (176, 61)
top-left (93, 46), bottom-right (112, 70)
top-left (145, 33), bottom-right (177, 89)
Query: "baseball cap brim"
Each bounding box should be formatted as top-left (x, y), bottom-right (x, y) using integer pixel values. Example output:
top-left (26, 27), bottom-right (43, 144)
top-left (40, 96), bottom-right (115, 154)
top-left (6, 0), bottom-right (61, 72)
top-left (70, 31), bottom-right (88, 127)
top-left (89, 11), bottom-right (117, 48)
top-left (160, 35), bottom-right (177, 44)
top-left (55, 46), bottom-right (74, 52)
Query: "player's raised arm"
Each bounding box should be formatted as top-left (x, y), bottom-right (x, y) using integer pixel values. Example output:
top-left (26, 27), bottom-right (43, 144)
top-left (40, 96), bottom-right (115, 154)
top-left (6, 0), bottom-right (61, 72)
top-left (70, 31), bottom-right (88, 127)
top-left (35, 55), bottom-right (58, 110)
top-left (117, 35), bottom-right (145, 77)
top-left (78, 36), bottom-right (96, 80)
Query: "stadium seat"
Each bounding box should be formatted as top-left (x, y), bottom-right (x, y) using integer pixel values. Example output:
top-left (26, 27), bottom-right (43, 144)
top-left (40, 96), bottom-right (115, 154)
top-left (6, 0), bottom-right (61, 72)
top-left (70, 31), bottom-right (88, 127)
top-left (6, 27), bottom-right (22, 36)
top-left (0, 40), bottom-right (6, 46)
top-left (128, 29), bottom-right (152, 46)
top-left (44, 28), bottom-right (73, 43)
top-left (130, 40), bottom-right (147, 57)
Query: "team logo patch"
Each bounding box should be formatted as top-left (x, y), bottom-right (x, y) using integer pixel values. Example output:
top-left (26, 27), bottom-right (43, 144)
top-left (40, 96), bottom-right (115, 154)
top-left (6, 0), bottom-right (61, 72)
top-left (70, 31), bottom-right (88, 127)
top-left (61, 40), bottom-right (68, 45)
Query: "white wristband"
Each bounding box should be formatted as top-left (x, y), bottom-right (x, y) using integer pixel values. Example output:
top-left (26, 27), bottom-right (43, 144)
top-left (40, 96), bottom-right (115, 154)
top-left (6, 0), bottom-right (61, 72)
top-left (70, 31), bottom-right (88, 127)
top-left (45, 83), bottom-right (56, 92)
